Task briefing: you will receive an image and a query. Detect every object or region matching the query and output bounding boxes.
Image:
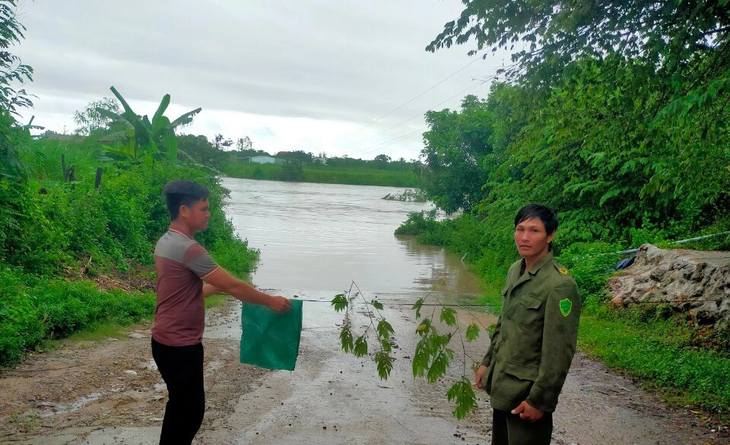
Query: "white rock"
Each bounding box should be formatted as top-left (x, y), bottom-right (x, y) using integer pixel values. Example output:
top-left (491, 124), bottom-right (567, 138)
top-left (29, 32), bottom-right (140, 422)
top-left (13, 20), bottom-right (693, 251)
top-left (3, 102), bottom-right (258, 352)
top-left (607, 244), bottom-right (730, 328)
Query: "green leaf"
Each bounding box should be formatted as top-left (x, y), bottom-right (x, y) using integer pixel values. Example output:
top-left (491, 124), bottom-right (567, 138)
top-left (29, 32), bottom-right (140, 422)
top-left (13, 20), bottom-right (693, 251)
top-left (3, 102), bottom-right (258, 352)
top-left (465, 323), bottom-right (480, 342)
top-left (447, 378), bottom-right (478, 420)
top-left (354, 336), bottom-right (368, 357)
top-left (374, 352), bottom-right (393, 380)
top-left (380, 338), bottom-right (392, 352)
top-left (153, 116), bottom-right (172, 139)
top-left (413, 336), bottom-right (431, 378)
top-left (163, 132), bottom-right (179, 161)
top-left (170, 108), bottom-right (202, 129)
top-left (339, 326), bottom-right (354, 353)
top-left (598, 188), bottom-right (622, 207)
top-left (427, 348), bottom-right (454, 383)
top-left (96, 108), bottom-right (122, 122)
top-left (440, 307), bottom-right (457, 326)
top-left (153, 94), bottom-right (171, 126)
top-left (331, 294), bottom-right (348, 312)
top-left (371, 299), bottom-right (384, 310)
top-left (413, 298), bottom-right (424, 319)
top-left (376, 319), bottom-right (395, 340)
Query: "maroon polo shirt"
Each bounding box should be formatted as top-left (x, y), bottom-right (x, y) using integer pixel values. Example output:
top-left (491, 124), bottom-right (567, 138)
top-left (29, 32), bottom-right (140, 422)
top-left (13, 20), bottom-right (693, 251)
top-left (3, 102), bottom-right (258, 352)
top-left (151, 229), bottom-right (219, 346)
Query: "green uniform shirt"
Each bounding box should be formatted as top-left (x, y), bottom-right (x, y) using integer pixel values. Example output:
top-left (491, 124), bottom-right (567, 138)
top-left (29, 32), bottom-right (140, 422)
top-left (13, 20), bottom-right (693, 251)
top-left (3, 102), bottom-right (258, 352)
top-left (481, 252), bottom-right (580, 413)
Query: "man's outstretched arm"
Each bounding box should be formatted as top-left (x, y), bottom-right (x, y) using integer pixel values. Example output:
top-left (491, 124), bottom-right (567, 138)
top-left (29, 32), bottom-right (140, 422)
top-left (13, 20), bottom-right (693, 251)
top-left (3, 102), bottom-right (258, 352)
top-left (202, 284), bottom-right (221, 298)
top-left (203, 268), bottom-right (291, 312)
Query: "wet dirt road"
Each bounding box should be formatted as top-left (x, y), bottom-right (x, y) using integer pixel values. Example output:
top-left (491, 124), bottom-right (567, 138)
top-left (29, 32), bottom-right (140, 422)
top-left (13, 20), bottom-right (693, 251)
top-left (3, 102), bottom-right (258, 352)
top-left (1, 289), bottom-right (727, 445)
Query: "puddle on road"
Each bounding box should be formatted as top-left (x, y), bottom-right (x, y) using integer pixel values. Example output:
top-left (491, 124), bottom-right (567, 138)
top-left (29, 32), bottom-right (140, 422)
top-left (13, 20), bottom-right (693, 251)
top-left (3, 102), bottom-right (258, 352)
top-left (38, 389), bottom-right (115, 418)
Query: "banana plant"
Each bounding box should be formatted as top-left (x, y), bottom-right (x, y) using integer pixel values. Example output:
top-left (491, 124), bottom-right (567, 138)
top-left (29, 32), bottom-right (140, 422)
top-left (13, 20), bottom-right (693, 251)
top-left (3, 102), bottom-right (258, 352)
top-left (98, 86), bottom-right (201, 164)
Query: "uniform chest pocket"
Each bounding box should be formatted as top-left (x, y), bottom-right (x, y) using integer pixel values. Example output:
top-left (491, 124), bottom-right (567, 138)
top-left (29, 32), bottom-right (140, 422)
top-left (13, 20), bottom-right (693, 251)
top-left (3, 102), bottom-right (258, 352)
top-left (516, 296), bottom-right (543, 310)
top-left (511, 295), bottom-right (544, 326)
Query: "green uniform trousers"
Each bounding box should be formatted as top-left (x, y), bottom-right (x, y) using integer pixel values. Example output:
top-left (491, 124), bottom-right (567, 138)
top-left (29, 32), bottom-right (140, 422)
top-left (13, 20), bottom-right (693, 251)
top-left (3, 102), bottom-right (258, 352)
top-left (492, 409), bottom-right (553, 445)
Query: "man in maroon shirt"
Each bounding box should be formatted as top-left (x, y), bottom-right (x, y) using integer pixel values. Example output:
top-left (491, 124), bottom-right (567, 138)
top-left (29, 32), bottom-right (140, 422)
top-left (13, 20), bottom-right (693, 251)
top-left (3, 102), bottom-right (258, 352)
top-left (151, 180), bottom-right (290, 445)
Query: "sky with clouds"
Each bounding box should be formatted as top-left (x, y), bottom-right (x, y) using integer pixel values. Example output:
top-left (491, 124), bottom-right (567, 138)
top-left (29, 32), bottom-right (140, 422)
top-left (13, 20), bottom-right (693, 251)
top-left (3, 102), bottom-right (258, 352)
top-left (12, 0), bottom-right (510, 160)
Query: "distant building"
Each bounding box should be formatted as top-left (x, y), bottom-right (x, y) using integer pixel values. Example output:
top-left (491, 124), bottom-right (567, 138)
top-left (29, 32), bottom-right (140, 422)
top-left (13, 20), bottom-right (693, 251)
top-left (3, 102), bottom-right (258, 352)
top-left (250, 156), bottom-right (277, 164)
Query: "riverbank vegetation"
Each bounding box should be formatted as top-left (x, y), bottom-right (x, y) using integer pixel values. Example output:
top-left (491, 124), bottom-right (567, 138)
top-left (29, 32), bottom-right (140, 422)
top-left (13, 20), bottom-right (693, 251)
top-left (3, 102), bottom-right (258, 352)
top-left (399, 0), bottom-right (730, 414)
top-left (0, 3), bottom-right (257, 366)
top-left (222, 161), bottom-right (419, 187)
top-left (177, 132), bottom-right (421, 187)
top-left (0, 117), bottom-right (259, 367)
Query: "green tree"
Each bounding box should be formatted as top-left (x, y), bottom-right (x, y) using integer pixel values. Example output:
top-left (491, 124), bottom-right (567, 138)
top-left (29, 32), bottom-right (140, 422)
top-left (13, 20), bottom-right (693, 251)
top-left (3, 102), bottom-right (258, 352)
top-left (420, 95), bottom-right (493, 213)
top-left (372, 154), bottom-right (391, 169)
top-left (0, 0), bottom-right (33, 116)
top-left (276, 150), bottom-right (313, 165)
top-left (99, 86), bottom-right (201, 164)
top-left (213, 134), bottom-right (233, 150)
top-left (236, 136), bottom-right (252, 151)
top-left (73, 97), bottom-right (121, 135)
top-left (279, 161), bottom-right (304, 181)
top-left (178, 134), bottom-right (226, 168)
top-left (427, 0), bottom-right (730, 87)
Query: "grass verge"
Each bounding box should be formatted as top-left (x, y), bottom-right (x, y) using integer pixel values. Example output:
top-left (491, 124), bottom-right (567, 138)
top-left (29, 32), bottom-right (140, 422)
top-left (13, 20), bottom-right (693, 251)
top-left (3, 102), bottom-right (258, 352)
top-left (222, 162), bottom-right (420, 187)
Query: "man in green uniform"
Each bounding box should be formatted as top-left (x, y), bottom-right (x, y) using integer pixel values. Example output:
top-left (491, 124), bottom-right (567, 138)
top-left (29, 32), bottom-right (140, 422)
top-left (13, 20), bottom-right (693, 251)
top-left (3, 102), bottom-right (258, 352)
top-left (475, 204), bottom-right (580, 445)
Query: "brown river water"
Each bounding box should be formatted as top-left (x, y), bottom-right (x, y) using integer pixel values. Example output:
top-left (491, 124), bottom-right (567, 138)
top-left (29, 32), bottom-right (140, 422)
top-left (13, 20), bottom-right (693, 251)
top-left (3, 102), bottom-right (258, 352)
top-left (222, 177), bottom-right (482, 296)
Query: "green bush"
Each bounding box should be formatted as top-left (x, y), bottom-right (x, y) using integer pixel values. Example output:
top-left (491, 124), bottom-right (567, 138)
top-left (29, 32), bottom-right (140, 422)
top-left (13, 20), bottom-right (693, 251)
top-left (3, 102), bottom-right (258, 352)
top-left (394, 210), bottom-right (440, 236)
top-left (0, 133), bottom-right (261, 366)
top-left (0, 267), bottom-right (155, 366)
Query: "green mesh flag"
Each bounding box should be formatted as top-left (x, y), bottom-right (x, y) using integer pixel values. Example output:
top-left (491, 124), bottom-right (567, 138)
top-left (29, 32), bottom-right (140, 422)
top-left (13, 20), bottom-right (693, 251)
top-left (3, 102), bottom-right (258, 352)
top-left (240, 299), bottom-right (302, 371)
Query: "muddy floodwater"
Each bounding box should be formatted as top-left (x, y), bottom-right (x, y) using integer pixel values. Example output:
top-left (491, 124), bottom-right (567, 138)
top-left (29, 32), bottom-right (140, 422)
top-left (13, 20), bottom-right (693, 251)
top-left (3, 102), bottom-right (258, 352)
top-left (1, 179), bottom-right (727, 445)
top-left (222, 178), bottom-right (481, 296)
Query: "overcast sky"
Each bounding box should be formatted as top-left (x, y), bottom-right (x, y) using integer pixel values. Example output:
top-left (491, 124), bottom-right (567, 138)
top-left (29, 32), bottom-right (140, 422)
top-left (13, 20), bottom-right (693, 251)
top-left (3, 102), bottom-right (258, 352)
top-left (12, 0), bottom-right (509, 160)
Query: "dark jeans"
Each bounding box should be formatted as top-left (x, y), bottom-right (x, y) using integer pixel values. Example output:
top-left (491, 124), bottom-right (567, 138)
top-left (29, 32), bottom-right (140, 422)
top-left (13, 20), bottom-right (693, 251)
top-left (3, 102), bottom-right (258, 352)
top-left (492, 408), bottom-right (553, 445)
top-left (151, 338), bottom-right (205, 445)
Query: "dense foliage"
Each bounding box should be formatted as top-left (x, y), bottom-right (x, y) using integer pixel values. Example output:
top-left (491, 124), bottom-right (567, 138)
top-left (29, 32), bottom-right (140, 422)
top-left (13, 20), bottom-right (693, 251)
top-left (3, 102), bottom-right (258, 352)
top-left (393, 0), bottom-right (730, 415)
top-left (420, 0), bottom-right (730, 243)
top-left (0, 120), bottom-right (259, 366)
top-left (0, 68), bottom-right (257, 367)
top-left (0, 0), bottom-right (33, 116)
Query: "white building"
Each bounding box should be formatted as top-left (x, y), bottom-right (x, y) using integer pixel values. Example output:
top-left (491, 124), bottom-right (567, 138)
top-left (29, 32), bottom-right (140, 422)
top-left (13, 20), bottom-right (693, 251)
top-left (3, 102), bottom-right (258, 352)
top-left (249, 156), bottom-right (277, 164)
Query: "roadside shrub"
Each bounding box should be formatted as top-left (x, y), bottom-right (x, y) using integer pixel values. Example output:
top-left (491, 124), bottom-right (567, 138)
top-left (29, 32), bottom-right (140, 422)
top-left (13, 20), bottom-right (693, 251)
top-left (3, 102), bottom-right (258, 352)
top-left (0, 137), bottom-right (260, 366)
top-left (394, 210), bottom-right (440, 236)
top-left (0, 267), bottom-right (155, 367)
top-left (556, 242), bottom-right (622, 302)
top-left (208, 238), bottom-right (259, 278)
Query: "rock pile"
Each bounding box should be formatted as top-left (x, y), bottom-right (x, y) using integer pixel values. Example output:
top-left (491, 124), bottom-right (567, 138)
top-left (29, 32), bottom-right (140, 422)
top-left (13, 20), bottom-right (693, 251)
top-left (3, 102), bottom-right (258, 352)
top-left (607, 244), bottom-right (730, 329)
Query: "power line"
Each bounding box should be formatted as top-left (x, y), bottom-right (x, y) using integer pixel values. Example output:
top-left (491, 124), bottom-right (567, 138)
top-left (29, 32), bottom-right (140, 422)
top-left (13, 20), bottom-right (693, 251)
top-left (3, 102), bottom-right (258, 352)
top-left (342, 58), bottom-right (485, 141)
top-left (355, 128), bottom-right (425, 156)
top-left (356, 79), bottom-right (490, 156)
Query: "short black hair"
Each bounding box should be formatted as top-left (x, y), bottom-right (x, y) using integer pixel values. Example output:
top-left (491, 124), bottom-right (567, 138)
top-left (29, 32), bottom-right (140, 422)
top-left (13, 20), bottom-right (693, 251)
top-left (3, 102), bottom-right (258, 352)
top-left (515, 204), bottom-right (558, 249)
top-left (162, 180), bottom-right (210, 220)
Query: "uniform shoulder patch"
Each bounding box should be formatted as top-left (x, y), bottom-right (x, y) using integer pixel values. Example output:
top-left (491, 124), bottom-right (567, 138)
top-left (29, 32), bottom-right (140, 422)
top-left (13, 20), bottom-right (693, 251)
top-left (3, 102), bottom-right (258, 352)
top-left (552, 261), bottom-right (570, 275)
top-left (559, 298), bottom-right (572, 317)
